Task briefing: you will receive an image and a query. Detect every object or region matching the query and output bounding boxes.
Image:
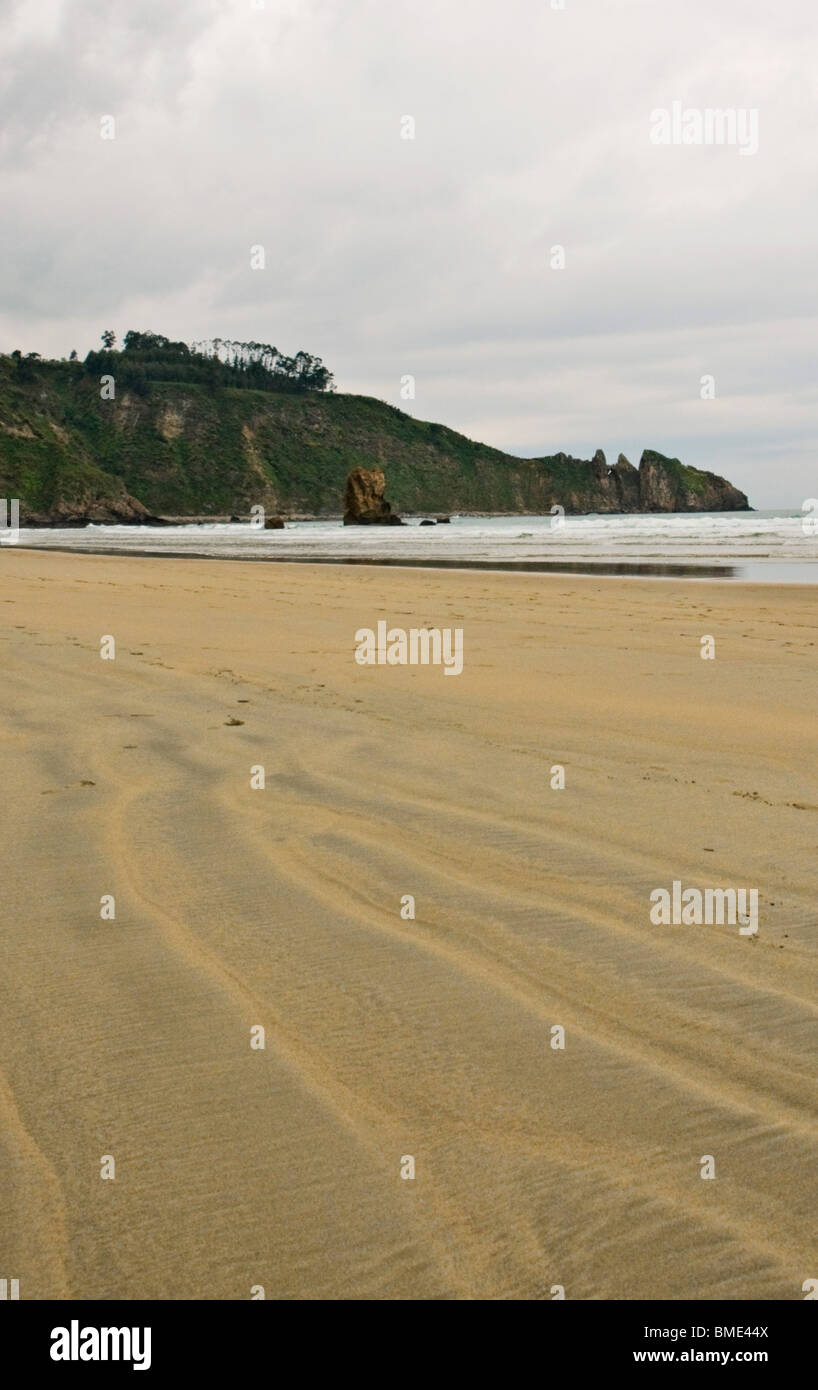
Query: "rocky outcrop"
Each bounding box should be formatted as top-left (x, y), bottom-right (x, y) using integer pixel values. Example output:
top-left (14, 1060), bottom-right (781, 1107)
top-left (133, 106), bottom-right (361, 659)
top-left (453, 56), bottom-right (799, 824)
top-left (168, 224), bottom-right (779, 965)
top-left (21, 492), bottom-right (168, 527)
top-left (638, 450), bottom-right (749, 512)
top-left (612, 453), bottom-right (641, 510)
top-left (589, 449), bottom-right (640, 511)
top-left (547, 449), bottom-right (644, 513)
top-left (543, 448), bottom-right (748, 514)
top-left (343, 467), bottom-right (404, 525)
top-left (339, 453), bottom-right (747, 523)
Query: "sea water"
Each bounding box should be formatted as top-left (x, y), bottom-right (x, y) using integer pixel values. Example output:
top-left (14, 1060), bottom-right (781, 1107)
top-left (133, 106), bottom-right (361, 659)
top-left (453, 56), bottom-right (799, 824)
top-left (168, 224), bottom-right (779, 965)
top-left (10, 510), bottom-right (818, 583)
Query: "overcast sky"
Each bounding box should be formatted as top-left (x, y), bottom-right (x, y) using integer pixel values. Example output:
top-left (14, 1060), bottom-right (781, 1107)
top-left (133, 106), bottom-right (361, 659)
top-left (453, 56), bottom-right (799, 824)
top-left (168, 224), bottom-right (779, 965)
top-left (1, 0), bottom-right (816, 507)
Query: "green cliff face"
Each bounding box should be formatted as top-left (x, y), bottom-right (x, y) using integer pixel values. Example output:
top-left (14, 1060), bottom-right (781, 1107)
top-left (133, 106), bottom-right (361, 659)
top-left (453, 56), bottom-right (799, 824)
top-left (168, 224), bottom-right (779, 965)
top-left (0, 357), bottom-right (750, 520)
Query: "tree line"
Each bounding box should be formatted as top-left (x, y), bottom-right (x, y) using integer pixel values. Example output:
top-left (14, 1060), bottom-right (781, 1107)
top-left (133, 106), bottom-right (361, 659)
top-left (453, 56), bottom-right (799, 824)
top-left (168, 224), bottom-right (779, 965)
top-left (5, 331), bottom-right (334, 396)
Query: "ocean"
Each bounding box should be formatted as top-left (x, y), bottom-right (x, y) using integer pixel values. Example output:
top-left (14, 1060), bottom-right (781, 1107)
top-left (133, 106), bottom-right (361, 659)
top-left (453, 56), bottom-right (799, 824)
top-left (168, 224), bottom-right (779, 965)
top-left (8, 509), bottom-right (818, 583)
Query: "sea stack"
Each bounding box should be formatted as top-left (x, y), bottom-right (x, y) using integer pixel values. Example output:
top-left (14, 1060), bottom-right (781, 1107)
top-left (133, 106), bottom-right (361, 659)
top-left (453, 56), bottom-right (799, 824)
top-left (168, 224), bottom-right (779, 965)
top-left (343, 467), bottom-right (404, 525)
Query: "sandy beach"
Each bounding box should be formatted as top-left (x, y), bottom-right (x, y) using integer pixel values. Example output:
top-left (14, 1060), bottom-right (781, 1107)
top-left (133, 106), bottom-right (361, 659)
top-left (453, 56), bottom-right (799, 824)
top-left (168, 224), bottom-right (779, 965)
top-left (0, 548), bottom-right (815, 1301)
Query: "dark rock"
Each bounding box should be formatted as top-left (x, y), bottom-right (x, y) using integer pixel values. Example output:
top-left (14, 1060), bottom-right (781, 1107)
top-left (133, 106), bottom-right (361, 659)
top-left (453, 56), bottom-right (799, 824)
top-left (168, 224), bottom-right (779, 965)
top-left (419, 518), bottom-right (436, 526)
top-left (436, 516), bottom-right (451, 523)
top-left (343, 467), bottom-right (404, 525)
top-left (263, 515), bottom-right (285, 529)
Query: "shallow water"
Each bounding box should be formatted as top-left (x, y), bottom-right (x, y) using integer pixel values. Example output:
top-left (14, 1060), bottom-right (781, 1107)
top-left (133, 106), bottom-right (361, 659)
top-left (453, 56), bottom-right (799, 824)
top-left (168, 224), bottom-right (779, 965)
top-left (8, 509), bottom-right (818, 582)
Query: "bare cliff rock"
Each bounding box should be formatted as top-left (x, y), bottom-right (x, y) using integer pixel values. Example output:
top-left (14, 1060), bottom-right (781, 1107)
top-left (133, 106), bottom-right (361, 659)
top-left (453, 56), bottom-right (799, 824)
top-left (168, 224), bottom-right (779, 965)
top-left (638, 450), bottom-right (749, 512)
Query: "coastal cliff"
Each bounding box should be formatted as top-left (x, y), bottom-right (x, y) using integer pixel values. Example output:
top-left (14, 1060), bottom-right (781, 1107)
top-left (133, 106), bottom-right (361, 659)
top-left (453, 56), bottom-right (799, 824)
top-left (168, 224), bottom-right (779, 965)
top-left (0, 355), bottom-right (750, 521)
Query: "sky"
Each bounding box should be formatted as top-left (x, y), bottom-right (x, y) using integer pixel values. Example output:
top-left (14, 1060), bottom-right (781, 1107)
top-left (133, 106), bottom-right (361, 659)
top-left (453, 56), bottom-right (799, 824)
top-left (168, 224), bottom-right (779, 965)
top-left (1, 0), bottom-right (816, 507)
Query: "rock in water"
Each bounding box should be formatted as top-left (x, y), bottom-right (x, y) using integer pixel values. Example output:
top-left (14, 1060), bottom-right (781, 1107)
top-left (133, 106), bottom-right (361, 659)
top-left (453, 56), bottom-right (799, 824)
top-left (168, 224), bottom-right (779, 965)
top-left (343, 467), bottom-right (404, 525)
top-left (263, 515), bottom-right (285, 529)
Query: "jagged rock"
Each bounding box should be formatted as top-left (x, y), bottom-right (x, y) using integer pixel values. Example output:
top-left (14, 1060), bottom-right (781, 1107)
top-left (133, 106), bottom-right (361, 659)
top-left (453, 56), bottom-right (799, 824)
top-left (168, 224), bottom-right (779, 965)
top-left (263, 515), bottom-right (285, 529)
top-left (343, 467), bottom-right (404, 525)
top-left (529, 447), bottom-right (748, 515)
top-left (577, 448), bottom-right (640, 514)
top-left (638, 450), bottom-right (749, 512)
top-left (611, 453), bottom-right (640, 511)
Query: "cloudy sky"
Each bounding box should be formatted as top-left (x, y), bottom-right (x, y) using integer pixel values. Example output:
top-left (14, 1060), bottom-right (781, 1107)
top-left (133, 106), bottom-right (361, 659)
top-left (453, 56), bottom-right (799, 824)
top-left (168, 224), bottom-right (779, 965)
top-left (1, 0), bottom-right (816, 507)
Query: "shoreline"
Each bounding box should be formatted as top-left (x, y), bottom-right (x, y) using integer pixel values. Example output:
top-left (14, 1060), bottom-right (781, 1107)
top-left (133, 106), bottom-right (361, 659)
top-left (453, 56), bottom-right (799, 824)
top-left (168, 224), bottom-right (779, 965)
top-left (19, 505), bottom-right (758, 525)
top-left (6, 541), bottom-right (818, 584)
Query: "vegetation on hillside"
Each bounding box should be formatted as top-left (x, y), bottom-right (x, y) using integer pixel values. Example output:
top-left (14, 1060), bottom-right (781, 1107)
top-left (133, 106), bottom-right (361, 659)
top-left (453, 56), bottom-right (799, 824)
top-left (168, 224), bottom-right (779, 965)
top-left (78, 329), bottom-right (334, 398)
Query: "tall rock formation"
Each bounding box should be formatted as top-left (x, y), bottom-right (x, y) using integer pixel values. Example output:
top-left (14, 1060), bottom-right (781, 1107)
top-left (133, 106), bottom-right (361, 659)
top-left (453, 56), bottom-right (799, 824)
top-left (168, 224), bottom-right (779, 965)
top-left (343, 467), bottom-right (404, 525)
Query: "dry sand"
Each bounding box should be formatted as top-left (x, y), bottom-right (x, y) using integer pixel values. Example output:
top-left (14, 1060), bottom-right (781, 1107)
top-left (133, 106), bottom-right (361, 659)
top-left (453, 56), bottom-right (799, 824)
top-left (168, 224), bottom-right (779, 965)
top-left (0, 549), bottom-right (816, 1300)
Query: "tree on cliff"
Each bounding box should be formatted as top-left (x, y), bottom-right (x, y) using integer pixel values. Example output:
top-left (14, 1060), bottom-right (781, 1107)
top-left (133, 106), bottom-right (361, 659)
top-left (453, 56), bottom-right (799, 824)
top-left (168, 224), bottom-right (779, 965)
top-left (189, 338), bottom-right (334, 393)
top-left (79, 331), bottom-right (334, 397)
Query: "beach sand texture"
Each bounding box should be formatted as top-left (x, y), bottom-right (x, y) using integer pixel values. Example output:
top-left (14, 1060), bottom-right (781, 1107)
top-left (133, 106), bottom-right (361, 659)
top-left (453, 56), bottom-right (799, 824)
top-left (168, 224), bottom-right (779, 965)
top-left (0, 550), bottom-right (816, 1300)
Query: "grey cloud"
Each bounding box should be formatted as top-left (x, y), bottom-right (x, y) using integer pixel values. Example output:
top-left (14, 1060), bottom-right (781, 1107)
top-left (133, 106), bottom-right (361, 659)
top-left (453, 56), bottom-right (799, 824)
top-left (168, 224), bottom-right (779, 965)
top-left (1, 0), bottom-right (816, 506)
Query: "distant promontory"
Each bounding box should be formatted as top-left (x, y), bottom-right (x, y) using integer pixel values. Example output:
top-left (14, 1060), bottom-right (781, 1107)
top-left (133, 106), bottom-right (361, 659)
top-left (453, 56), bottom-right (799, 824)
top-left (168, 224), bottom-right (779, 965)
top-left (0, 334), bottom-right (750, 524)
